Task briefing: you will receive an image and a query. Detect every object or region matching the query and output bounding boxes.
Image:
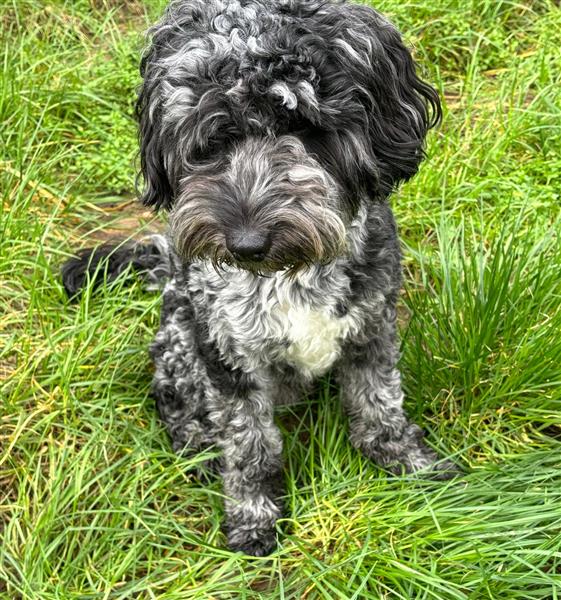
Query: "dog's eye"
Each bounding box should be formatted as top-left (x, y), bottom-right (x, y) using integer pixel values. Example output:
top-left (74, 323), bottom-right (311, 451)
top-left (191, 136), bottom-right (234, 163)
top-left (191, 143), bottom-right (221, 162)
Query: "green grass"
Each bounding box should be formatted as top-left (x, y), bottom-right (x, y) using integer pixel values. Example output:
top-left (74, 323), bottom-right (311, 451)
top-left (2, 0), bottom-right (561, 597)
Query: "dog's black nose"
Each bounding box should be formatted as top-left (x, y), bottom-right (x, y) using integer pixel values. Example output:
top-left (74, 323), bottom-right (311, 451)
top-left (227, 230), bottom-right (271, 263)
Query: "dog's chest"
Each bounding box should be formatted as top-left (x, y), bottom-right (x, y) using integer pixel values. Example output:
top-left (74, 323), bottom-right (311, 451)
top-left (201, 268), bottom-right (358, 377)
top-left (271, 299), bottom-right (354, 376)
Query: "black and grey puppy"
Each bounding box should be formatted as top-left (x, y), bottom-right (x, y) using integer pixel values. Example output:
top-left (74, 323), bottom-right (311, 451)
top-left (63, 0), bottom-right (458, 556)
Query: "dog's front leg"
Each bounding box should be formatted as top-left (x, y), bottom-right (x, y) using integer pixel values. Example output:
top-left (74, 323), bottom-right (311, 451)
top-left (220, 386), bottom-right (284, 556)
top-left (337, 331), bottom-right (456, 479)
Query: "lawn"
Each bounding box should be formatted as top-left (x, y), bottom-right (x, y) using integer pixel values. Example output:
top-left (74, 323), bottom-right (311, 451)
top-left (1, 0), bottom-right (561, 598)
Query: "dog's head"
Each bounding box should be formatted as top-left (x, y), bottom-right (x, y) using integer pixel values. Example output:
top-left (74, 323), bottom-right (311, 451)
top-left (136, 0), bottom-right (440, 274)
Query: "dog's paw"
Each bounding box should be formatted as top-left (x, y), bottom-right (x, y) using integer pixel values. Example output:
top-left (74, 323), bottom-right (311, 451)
top-left (425, 457), bottom-right (464, 480)
top-left (362, 424), bottom-right (462, 480)
top-left (387, 456), bottom-right (463, 480)
top-left (227, 527), bottom-right (278, 557)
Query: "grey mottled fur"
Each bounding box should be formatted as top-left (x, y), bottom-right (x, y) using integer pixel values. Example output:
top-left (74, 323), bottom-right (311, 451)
top-left (62, 0), bottom-right (458, 556)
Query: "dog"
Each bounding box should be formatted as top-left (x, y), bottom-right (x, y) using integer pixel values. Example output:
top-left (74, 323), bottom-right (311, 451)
top-left (62, 0), bottom-right (458, 556)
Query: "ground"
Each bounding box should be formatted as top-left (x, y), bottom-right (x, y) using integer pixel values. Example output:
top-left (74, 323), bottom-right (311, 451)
top-left (1, 0), bottom-right (561, 598)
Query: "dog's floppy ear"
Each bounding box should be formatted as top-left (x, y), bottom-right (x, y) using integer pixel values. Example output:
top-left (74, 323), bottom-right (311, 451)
top-left (317, 3), bottom-right (441, 197)
top-left (135, 49), bottom-right (175, 211)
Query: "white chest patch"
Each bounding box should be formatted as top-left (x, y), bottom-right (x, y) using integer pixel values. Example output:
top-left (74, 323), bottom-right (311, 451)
top-left (198, 265), bottom-right (361, 379)
top-left (273, 302), bottom-right (356, 377)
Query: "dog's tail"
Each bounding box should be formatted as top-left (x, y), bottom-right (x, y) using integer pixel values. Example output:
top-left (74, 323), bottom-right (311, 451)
top-left (61, 234), bottom-right (170, 298)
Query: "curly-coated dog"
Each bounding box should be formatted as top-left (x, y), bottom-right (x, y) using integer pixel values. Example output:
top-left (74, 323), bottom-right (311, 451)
top-left (62, 0), bottom-right (458, 556)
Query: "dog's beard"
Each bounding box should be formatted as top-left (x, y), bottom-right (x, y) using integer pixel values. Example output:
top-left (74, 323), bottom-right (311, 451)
top-left (169, 200), bottom-right (347, 276)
